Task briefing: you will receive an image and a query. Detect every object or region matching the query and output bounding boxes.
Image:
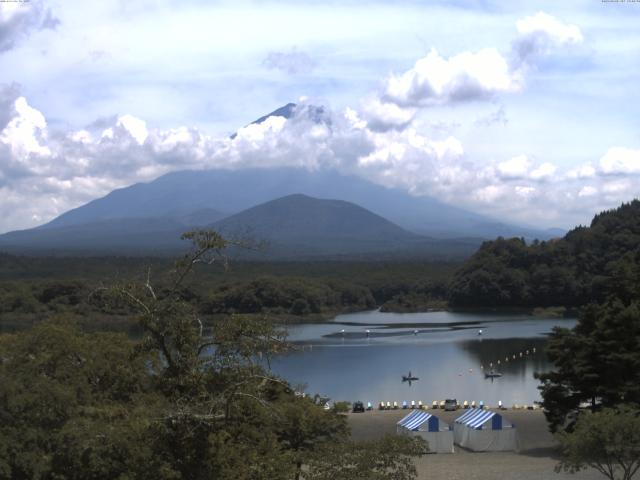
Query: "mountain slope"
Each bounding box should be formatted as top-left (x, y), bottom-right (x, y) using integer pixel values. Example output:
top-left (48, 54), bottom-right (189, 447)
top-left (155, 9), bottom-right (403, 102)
top-left (0, 194), bottom-right (481, 258)
top-left (0, 218), bottom-right (187, 255)
top-left (0, 103), bottom-right (564, 256)
top-left (39, 167), bottom-right (556, 240)
top-left (33, 102), bottom-right (561, 241)
top-left (210, 194), bottom-right (481, 259)
top-left (448, 200), bottom-right (640, 308)
top-left (212, 194), bottom-right (421, 256)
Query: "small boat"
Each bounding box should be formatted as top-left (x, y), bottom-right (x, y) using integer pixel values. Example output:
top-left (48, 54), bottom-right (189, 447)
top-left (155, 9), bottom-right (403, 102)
top-left (485, 370), bottom-right (503, 379)
top-left (402, 371), bottom-right (419, 382)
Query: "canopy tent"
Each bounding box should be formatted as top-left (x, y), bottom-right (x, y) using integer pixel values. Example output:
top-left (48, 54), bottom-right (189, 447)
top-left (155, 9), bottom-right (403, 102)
top-left (396, 410), bottom-right (454, 453)
top-left (453, 409), bottom-right (519, 452)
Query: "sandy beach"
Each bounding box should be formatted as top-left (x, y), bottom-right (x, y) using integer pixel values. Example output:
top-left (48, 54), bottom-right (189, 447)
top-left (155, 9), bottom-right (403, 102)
top-left (348, 409), bottom-right (603, 480)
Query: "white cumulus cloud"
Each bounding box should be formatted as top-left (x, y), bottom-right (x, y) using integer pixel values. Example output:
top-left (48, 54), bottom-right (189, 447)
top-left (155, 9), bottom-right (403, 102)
top-left (0, 0), bottom-right (59, 52)
top-left (0, 11), bottom-right (635, 233)
top-left (376, 12), bottom-right (583, 112)
top-left (598, 147), bottom-right (640, 175)
top-left (497, 154), bottom-right (532, 179)
top-left (512, 11), bottom-right (583, 67)
top-left (382, 47), bottom-right (517, 108)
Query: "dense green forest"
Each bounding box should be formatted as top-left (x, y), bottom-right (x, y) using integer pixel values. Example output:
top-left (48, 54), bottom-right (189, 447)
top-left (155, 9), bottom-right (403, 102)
top-left (0, 232), bottom-right (427, 479)
top-left (3, 200), bottom-right (640, 332)
top-left (448, 200), bottom-right (640, 308)
top-left (0, 254), bottom-right (456, 332)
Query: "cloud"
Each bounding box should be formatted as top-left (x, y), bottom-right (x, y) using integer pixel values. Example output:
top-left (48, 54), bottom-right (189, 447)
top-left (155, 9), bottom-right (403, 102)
top-left (529, 162), bottom-right (556, 181)
top-left (0, 0), bottom-right (59, 53)
top-left (359, 96), bottom-right (416, 132)
top-left (511, 11), bottom-right (583, 67)
top-left (598, 147), bottom-right (640, 175)
top-left (0, 83), bottom-right (21, 130)
top-left (1, 11), bottom-right (633, 233)
top-left (0, 94), bottom-right (468, 230)
top-left (578, 186), bottom-right (597, 197)
top-left (381, 47), bottom-right (517, 108)
top-left (263, 47), bottom-right (315, 75)
top-left (567, 164), bottom-right (596, 179)
top-left (494, 154), bottom-right (557, 182)
top-left (102, 114), bottom-right (149, 145)
top-left (375, 12), bottom-right (582, 112)
top-left (1, 91), bottom-right (639, 233)
top-left (497, 154), bottom-right (531, 179)
top-left (0, 94), bottom-right (51, 180)
top-left (362, 14), bottom-right (581, 135)
top-left (475, 105), bottom-right (508, 127)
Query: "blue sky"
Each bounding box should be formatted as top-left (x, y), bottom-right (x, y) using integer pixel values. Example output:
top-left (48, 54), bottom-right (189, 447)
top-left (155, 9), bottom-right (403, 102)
top-left (0, 0), bottom-right (639, 232)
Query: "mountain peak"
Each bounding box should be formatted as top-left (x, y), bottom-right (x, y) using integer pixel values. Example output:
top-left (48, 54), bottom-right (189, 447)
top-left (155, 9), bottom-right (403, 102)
top-left (231, 102), bottom-right (329, 139)
top-left (252, 103), bottom-right (297, 124)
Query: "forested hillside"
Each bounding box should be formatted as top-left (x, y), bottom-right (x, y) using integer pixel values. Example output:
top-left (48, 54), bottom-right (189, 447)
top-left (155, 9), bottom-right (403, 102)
top-left (0, 254), bottom-right (456, 332)
top-left (449, 200), bottom-right (640, 308)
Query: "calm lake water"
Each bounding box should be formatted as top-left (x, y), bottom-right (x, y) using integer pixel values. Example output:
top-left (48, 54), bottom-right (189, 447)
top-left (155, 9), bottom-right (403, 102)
top-left (269, 310), bottom-right (576, 407)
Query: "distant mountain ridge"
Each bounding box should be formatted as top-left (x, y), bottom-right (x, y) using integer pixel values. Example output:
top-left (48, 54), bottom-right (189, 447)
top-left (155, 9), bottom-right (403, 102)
top-left (0, 194), bottom-right (481, 258)
top-left (0, 103), bottom-right (565, 257)
top-left (40, 167), bottom-right (558, 241)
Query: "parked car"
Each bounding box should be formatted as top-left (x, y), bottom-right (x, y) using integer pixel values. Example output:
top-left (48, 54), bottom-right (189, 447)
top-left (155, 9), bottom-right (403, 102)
top-left (444, 399), bottom-right (458, 411)
top-left (352, 401), bottom-right (365, 413)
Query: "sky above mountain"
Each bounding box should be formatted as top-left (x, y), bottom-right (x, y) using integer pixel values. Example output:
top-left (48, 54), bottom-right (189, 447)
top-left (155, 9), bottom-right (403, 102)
top-left (0, 0), bottom-right (638, 233)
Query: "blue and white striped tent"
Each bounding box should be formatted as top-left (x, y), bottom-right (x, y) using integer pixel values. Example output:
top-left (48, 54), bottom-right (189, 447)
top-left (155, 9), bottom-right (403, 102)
top-left (396, 410), bottom-right (454, 453)
top-left (453, 409), bottom-right (519, 451)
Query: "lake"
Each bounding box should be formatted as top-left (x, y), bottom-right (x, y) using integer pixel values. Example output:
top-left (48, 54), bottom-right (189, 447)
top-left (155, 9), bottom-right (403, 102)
top-left (268, 310), bottom-right (575, 407)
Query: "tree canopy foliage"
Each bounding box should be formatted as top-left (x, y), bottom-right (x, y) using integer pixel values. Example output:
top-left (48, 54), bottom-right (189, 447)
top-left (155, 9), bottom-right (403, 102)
top-left (0, 230), bottom-right (427, 479)
top-left (205, 276), bottom-right (375, 316)
top-left (0, 256), bottom-right (455, 333)
top-left (556, 406), bottom-right (640, 480)
top-left (537, 298), bottom-right (640, 432)
top-left (449, 200), bottom-right (640, 308)
top-left (519, 202), bottom-right (640, 446)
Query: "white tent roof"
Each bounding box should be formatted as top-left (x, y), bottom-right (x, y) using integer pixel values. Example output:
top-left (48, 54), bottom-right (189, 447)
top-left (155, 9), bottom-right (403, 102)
top-left (455, 409), bottom-right (507, 430)
top-left (397, 410), bottom-right (434, 430)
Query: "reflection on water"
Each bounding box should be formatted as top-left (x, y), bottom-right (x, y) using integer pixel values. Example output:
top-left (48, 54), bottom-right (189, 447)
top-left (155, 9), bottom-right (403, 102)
top-left (269, 310), bottom-right (575, 406)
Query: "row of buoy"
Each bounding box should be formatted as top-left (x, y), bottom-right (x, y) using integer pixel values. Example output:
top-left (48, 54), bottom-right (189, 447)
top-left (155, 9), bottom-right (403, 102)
top-left (375, 400), bottom-right (540, 411)
top-left (481, 347), bottom-right (537, 370)
top-left (378, 400), bottom-right (484, 410)
top-left (339, 328), bottom-right (424, 338)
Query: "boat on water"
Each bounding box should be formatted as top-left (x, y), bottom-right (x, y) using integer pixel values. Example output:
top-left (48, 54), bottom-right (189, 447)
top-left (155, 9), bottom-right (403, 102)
top-left (402, 371), bottom-right (419, 382)
top-left (484, 370), bottom-right (503, 379)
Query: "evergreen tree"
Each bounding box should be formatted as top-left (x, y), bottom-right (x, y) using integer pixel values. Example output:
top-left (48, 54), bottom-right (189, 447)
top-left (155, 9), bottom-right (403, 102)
top-left (537, 299), bottom-right (640, 432)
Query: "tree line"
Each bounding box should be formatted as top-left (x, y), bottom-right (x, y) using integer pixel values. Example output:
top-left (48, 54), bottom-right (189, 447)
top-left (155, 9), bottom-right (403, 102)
top-left (516, 202), bottom-right (640, 479)
top-left (0, 260), bottom-right (455, 332)
top-left (0, 231), bottom-right (427, 479)
top-left (449, 200), bottom-right (640, 309)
